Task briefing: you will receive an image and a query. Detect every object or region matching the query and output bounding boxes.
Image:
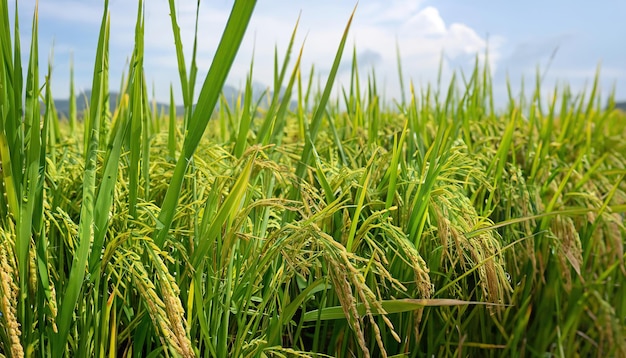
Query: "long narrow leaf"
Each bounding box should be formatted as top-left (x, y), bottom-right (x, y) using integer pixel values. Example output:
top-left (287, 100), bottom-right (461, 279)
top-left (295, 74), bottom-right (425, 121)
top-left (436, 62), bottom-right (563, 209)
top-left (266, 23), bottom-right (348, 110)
top-left (155, 0), bottom-right (257, 247)
top-left (54, 3), bottom-right (110, 353)
top-left (303, 299), bottom-right (503, 321)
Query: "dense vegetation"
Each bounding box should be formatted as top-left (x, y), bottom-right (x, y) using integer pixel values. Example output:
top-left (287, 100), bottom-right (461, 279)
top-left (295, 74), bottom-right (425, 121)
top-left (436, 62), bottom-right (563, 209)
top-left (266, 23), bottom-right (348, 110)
top-left (1, 1), bottom-right (624, 357)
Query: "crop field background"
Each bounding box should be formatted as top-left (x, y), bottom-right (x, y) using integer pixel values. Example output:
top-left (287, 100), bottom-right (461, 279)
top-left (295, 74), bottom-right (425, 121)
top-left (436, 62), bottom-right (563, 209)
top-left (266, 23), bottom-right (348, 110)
top-left (0, 0), bottom-right (625, 357)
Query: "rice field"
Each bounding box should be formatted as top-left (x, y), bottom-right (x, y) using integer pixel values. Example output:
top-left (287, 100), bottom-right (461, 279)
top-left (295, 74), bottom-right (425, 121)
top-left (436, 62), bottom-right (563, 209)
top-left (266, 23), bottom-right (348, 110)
top-left (0, 1), bottom-right (625, 357)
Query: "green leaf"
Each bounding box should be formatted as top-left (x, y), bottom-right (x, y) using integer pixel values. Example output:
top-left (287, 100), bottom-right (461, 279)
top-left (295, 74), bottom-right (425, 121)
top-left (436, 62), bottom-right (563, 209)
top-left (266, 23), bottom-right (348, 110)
top-left (155, 0), bottom-right (257, 247)
top-left (54, 2), bottom-right (110, 354)
top-left (303, 298), bottom-right (503, 322)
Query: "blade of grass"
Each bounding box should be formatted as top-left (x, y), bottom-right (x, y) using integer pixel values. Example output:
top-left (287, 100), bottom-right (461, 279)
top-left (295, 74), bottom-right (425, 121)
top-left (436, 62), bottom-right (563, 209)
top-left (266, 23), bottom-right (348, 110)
top-left (268, 43), bottom-right (305, 146)
top-left (0, 14), bottom-right (16, 207)
top-left (256, 16), bottom-right (300, 146)
top-left (346, 157), bottom-right (374, 252)
top-left (303, 299), bottom-right (503, 321)
top-left (17, 5), bottom-right (41, 345)
top-left (395, 39), bottom-right (406, 107)
top-left (69, 52), bottom-right (77, 135)
top-left (88, 96), bottom-right (130, 277)
top-left (191, 156), bottom-right (254, 269)
top-left (385, 121), bottom-right (408, 212)
top-left (128, 1), bottom-right (145, 219)
top-left (234, 58), bottom-right (254, 158)
top-left (1, 0), bottom-right (24, 216)
top-left (285, 5), bottom-right (357, 223)
top-left (54, 2), bottom-right (110, 354)
top-left (155, 0), bottom-right (257, 247)
top-left (167, 84), bottom-right (176, 161)
top-left (34, 55), bottom-right (55, 341)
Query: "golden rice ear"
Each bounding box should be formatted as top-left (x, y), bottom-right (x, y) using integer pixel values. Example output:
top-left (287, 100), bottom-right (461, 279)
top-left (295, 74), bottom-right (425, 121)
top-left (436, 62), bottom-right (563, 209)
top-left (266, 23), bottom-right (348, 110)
top-left (129, 248), bottom-right (180, 355)
top-left (145, 241), bottom-right (194, 358)
top-left (551, 215), bottom-right (584, 292)
top-left (0, 233), bottom-right (24, 358)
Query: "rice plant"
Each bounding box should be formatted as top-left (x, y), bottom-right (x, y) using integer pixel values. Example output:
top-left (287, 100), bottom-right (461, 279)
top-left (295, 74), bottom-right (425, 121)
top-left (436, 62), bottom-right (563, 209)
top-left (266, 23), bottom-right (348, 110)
top-left (0, 0), bottom-right (624, 357)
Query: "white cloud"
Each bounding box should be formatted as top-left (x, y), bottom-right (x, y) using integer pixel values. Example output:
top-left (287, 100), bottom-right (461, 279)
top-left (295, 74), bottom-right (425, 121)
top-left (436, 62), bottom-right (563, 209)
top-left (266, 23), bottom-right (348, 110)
top-left (404, 7), bottom-right (447, 36)
top-left (12, 0), bottom-right (505, 103)
top-left (345, 2), bottom-right (502, 97)
top-left (105, 0), bottom-right (502, 102)
top-left (362, 0), bottom-right (424, 23)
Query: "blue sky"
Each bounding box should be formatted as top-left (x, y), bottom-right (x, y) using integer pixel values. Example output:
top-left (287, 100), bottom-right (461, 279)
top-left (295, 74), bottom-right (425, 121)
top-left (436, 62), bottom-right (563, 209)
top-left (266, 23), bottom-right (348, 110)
top-left (8, 0), bottom-right (626, 106)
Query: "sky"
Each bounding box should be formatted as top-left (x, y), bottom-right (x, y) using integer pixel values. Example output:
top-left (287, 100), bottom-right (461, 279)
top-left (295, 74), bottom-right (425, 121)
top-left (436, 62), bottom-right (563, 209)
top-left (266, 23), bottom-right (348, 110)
top-left (7, 0), bottom-right (626, 107)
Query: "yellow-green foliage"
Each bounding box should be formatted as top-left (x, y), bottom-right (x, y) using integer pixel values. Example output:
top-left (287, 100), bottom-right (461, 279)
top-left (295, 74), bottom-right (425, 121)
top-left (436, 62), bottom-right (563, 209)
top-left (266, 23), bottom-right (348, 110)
top-left (0, 1), bottom-right (625, 357)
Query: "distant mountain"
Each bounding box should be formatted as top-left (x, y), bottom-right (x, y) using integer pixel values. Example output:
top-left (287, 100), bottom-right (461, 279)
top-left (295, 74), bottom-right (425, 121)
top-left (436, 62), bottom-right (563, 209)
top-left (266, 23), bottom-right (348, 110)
top-left (615, 101), bottom-right (626, 112)
top-left (53, 84), bottom-right (294, 119)
top-left (53, 90), bottom-right (121, 118)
